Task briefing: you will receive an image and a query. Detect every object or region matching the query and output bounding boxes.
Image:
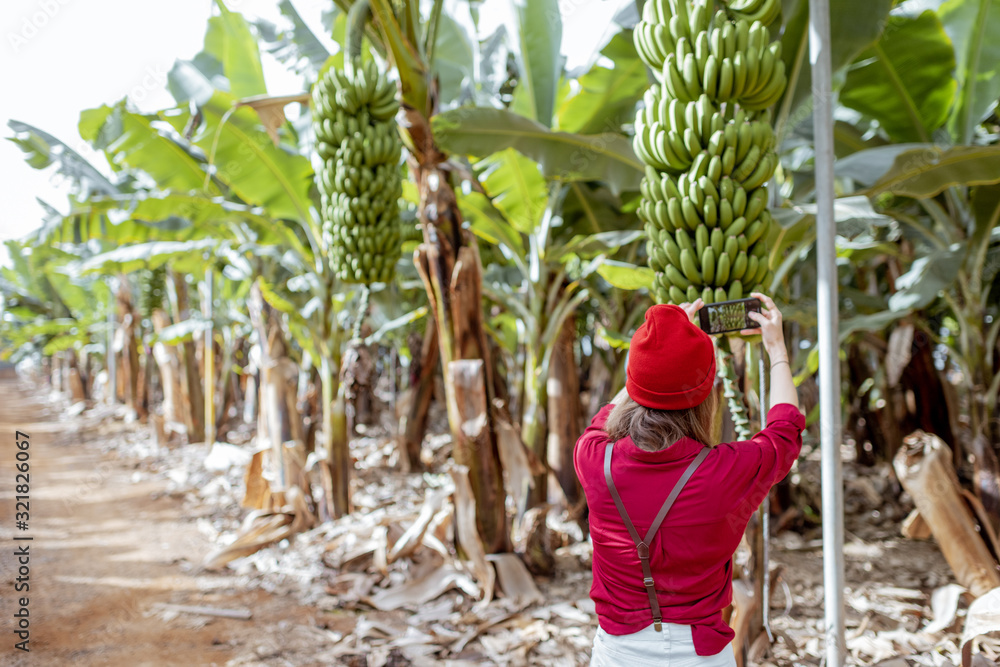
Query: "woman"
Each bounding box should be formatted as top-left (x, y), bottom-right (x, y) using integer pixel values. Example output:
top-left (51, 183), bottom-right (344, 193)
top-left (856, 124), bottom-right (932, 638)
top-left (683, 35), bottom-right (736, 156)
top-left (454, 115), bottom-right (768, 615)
top-left (575, 293), bottom-right (803, 666)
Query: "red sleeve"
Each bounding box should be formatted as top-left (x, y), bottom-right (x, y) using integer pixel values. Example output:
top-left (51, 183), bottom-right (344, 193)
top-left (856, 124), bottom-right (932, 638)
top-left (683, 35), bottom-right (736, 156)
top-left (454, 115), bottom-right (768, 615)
top-left (573, 403), bottom-right (614, 481)
top-left (717, 402), bottom-right (805, 524)
top-left (585, 403), bottom-right (614, 434)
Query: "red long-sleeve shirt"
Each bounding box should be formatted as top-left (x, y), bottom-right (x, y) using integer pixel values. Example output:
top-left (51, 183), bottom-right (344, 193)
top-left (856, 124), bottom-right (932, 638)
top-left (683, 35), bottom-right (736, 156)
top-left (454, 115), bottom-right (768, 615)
top-left (574, 402), bottom-right (805, 656)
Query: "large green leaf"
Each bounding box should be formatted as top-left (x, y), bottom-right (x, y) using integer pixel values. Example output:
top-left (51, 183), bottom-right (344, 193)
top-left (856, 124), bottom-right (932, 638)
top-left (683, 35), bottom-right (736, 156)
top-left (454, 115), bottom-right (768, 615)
top-left (7, 120), bottom-right (120, 197)
top-left (433, 107), bottom-right (643, 194)
top-left (167, 55), bottom-right (221, 106)
top-left (777, 0), bottom-right (892, 121)
top-left (840, 11), bottom-right (957, 142)
top-left (555, 230), bottom-right (643, 261)
top-left (432, 13), bottom-right (474, 108)
top-left (477, 149), bottom-right (548, 234)
top-left (192, 92), bottom-right (315, 224)
top-left (939, 0), bottom-right (1000, 144)
top-left (69, 239), bottom-right (219, 276)
top-left (255, 0), bottom-right (331, 80)
top-left (457, 191), bottom-right (525, 254)
top-left (839, 310), bottom-right (910, 340)
top-left (79, 103), bottom-right (219, 195)
top-left (866, 145), bottom-right (1000, 198)
top-left (596, 259), bottom-right (654, 290)
top-left (834, 143), bottom-right (931, 186)
top-left (889, 244), bottom-right (964, 311)
top-left (511, 0), bottom-right (562, 126)
top-left (556, 31), bottom-right (647, 135)
top-left (207, 0), bottom-right (268, 99)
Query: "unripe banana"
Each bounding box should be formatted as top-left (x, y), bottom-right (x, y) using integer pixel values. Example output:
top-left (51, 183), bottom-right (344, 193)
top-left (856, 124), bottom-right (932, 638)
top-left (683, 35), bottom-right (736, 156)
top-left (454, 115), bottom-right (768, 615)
top-left (702, 246), bottom-right (716, 283)
top-left (731, 252), bottom-right (749, 281)
top-left (716, 252), bottom-right (731, 285)
top-left (680, 248), bottom-right (701, 283)
top-left (695, 224), bottom-right (709, 257)
top-left (711, 227), bottom-right (724, 256)
top-left (667, 264), bottom-right (692, 290)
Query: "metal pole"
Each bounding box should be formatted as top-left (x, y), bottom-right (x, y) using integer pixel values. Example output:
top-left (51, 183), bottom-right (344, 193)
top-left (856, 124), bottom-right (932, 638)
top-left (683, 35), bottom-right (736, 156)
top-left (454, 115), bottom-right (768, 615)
top-left (808, 0), bottom-right (846, 663)
top-left (759, 351), bottom-right (772, 642)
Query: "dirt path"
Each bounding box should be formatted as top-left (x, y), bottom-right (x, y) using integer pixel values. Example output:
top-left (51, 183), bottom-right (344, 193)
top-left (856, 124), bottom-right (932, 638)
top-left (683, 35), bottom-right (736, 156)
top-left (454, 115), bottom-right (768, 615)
top-left (0, 375), bottom-right (329, 667)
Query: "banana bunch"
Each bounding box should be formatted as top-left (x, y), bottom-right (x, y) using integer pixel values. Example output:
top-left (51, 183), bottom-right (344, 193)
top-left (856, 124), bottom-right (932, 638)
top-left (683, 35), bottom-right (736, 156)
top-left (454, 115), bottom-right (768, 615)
top-left (632, 0), bottom-right (786, 306)
top-left (313, 58), bottom-right (402, 285)
top-left (634, 0), bottom-right (786, 110)
top-left (137, 266), bottom-right (167, 320)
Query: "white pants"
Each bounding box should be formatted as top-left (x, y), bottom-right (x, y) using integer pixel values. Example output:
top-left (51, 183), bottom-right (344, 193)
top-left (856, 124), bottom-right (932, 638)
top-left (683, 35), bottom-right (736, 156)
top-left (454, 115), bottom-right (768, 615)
top-left (590, 623), bottom-right (737, 667)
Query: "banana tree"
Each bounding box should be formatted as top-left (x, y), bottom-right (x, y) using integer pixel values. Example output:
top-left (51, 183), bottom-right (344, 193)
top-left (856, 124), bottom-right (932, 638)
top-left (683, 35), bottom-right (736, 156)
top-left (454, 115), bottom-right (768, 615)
top-left (0, 240), bottom-right (113, 400)
top-left (753, 2), bottom-right (1000, 535)
top-left (8, 0), bottom-right (365, 520)
top-left (335, 0), bottom-right (519, 552)
top-left (433, 22), bottom-right (648, 511)
top-left (460, 148), bottom-right (643, 511)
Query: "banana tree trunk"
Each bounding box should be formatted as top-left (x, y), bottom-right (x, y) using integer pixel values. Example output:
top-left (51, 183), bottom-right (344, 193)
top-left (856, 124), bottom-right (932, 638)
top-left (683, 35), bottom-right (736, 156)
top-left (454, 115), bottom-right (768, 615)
top-left (115, 278), bottom-right (142, 419)
top-left (522, 344), bottom-right (548, 508)
top-left (546, 314), bottom-right (583, 509)
top-left (248, 283), bottom-right (304, 494)
top-left (402, 316), bottom-right (438, 471)
top-left (151, 309), bottom-right (184, 428)
top-left (66, 350), bottom-right (87, 403)
top-left (411, 152), bottom-right (507, 553)
top-left (168, 271), bottom-right (205, 442)
top-left (321, 355), bottom-right (350, 517)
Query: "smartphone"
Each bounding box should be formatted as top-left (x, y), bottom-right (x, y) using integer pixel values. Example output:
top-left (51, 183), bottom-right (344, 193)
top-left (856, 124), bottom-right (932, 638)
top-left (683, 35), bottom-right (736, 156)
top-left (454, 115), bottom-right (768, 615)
top-left (698, 297), bottom-right (762, 335)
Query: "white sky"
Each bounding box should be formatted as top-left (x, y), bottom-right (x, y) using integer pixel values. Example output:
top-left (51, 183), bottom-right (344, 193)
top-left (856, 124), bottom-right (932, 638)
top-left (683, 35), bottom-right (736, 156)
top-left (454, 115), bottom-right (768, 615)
top-left (0, 0), bottom-right (623, 268)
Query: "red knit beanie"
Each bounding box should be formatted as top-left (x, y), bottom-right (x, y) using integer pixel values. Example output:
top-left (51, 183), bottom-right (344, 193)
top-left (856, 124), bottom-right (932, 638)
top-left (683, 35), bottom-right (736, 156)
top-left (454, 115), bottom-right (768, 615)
top-left (626, 304), bottom-right (716, 410)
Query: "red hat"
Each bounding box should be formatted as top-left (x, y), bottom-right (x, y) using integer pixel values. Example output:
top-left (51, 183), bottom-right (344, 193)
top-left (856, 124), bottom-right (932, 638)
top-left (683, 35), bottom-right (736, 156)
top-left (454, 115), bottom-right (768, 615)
top-left (626, 304), bottom-right (716, 410)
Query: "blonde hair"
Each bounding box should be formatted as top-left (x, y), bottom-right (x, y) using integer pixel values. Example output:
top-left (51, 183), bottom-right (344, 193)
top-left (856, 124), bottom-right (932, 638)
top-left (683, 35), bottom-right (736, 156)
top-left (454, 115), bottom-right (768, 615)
top-left (604, 389), bottom-right (719, 452)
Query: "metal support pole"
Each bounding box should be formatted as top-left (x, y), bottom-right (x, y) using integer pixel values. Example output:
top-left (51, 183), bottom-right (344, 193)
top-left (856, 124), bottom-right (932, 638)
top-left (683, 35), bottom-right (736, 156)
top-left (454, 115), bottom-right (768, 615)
top-left (808, 0), bottom-right (846, 663)
top-left (759, 351), bottom-right (772, 642)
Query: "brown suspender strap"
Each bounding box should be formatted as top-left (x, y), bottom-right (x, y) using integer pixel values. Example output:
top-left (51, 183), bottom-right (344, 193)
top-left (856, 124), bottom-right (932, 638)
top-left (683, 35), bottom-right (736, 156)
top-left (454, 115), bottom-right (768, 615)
top-left (603, 443), bottom-right (710, 632)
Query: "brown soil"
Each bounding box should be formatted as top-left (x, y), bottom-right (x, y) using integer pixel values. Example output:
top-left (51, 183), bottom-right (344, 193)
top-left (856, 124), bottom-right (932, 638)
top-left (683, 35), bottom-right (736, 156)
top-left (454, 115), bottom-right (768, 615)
top-left (0, 375), bottom-right (338, 667)
top-left (0, 371), bottom-right (974, 666)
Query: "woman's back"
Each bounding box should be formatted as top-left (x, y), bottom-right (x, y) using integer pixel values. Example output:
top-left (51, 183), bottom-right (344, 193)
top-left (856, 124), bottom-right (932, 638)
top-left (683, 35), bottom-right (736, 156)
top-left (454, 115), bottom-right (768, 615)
top-left (575, 402), bottom-right (804, 655)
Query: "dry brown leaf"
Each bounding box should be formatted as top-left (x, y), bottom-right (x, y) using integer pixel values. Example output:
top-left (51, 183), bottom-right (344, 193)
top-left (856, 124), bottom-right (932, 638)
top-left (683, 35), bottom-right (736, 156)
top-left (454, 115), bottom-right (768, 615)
top-left (488, 553), bottom-right (543, 605)
top-left (366, 564), bottom-right (478, 611)
top-left (202, 485), bottom-right (314, 569)
top-left (495, 419), bottom-right (540, 516)
top-left (235, 93), bottom-right (310, 146)
top-left (963, 587), bottom-right (1000, 667)
top-left (925, 584), bottom-right (968, 634)
top-left (902, 509), bottom-right (932, 540)
top-left (448, 464), bottom-right (496, 606)
top-left (324, 572), bottom-right (378, 603)
top-left (389, 487), bottom-right (449, 563)
top-left (241, 449), bottom-right (269, 509)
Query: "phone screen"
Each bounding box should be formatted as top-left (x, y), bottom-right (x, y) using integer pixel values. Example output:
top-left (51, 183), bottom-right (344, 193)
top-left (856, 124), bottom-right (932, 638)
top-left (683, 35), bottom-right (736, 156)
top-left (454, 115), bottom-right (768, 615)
top-left (698, 298), bottom-right (762, 335)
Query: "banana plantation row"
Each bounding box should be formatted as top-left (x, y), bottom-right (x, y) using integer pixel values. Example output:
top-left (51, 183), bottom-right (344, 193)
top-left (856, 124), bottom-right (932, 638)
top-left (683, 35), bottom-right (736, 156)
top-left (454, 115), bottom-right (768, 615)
top-left (3, 0), bottom-right (1000, 566)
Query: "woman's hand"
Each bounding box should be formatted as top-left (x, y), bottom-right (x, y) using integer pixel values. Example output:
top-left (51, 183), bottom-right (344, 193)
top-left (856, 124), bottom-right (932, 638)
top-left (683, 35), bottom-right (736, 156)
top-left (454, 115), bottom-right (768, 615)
top-left (678, 298), bottom-right (704, 324)
top-left (741, 292), bottom-right (787, 360)
top-left (742, 292), bottom-right (799, 410)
